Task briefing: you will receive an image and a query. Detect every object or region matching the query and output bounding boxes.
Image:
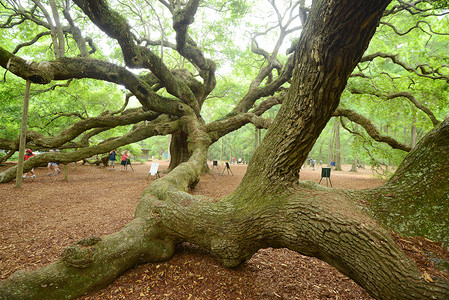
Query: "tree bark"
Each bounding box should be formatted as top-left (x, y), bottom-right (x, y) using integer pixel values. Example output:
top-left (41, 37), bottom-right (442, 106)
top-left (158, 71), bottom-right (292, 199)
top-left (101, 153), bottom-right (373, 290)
top-left (363, 117), bottom-right (449, 246)
top-left (15, 80), bottom-right (31, 187)
top-left (167, 131), bottom-right (190, 172)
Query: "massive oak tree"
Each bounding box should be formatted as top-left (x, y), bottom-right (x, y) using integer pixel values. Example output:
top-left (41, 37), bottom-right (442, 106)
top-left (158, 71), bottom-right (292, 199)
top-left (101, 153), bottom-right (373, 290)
top-left (1, 0), bottom-right (449, 299)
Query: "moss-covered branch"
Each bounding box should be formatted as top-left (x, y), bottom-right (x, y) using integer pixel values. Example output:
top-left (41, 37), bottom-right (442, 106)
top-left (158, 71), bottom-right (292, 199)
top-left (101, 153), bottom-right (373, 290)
top-left (0, 46), bottom-right (193, 116)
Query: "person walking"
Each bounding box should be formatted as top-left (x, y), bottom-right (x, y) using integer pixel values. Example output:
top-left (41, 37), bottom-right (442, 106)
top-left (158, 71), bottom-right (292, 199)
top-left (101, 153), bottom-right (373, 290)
top-left (23, 149), bottom-right (36, 179)
top-left (109, 149), bottom-right (117, 171)
top-left (47, 149), bottom-right (61, 176)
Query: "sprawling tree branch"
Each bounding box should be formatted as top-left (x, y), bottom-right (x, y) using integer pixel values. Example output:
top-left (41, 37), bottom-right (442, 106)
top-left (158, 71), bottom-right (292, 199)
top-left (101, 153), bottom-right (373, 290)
top-left (360, 52), bottom-right (449, 82)
top-left (0, 108), bottom-right (160, 152)
top-left (334, 108), bottom-right (412, 152)
top-left (0, 47), bottom-right (194, 116)
top-left (73, 0), bottom-right (201, 114)
top-left (380, 20), bottom-right (449, 37)
top-left (384, 0), bottom-right (449, 17)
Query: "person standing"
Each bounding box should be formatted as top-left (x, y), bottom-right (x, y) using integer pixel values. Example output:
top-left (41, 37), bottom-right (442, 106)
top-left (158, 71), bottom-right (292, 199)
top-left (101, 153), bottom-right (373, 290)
top-left (109, 149), bottom-right (117, 171)
top-left (23, 149), bottom-right (36, 179)
top-left (121, 151), bottom-right (129, 171)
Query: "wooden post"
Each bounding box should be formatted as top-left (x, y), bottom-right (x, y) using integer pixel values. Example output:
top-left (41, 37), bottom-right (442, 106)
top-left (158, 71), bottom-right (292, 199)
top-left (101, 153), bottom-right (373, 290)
top-left (15, 80), bottom-right (31, 188)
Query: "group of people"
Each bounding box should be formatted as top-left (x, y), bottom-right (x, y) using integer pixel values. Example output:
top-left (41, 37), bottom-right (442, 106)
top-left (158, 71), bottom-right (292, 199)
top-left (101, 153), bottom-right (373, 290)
top-left (108, 150), bottom-right (130, 171)
top-left (22, 149), bottom-right (131, 179)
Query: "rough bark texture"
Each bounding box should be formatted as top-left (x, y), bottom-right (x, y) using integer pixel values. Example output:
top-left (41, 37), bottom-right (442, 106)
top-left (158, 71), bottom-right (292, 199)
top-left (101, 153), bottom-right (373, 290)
top-left (363, 117), bottom-right (449, 246)
top-left (167, 131), bottom-right (191, 172)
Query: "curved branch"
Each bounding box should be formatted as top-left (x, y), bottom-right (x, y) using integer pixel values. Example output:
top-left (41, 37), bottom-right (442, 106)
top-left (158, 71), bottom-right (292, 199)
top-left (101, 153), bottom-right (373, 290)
top-left (333, 108), bottom-right (412, 152)
top-left (72, 0), bottom-right (201, 114)
top-left (0, 108), bottom-right (160, 152)
top-left (380, 20), bottom-right (449, 37)
top-left (63, 7), bottom-right (90, 57)
top-left (360, 52), bottom-right (449, 82)
top-left (0, 149), bottom-right (15, 163)
top-left (206, 113), bottom-right (272, 138)
top-left (12, 31), bottom-right (52, 54)
top-left (250, 92), bottom-right (285, 116)
top-left (384, 0), bottom-right (449, 17)
top-left (233, 55), bottom-right (295, 113)
top-left (206, 93), bottom-right (284, 142)
top-left (386, 92), bottom-right (440, 126)
top-left (34, 79), bottom-right (73, 94)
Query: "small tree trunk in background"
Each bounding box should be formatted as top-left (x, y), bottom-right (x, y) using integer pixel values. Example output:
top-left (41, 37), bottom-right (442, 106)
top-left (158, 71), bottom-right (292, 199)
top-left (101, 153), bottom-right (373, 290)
top-left (167, 134), bottom-right (172, 162)
top-left (220, 138), bottom-right (223, 161)
top-left (254, 126), bottom-right (258, 151)
top-left (15, 80), bottom-right (31, 188)
top-left (350, 154), bottom-right (358, 172)
top-left (229, 134), bottom-right (232, 162)
top-left (334, 120), bottom-right (342, 171)
top-left (318, 144), bottom-right (323, 166)
top-left (350, 125), bottom-right (358, 172)
top-left (411, 120), bottom-right (417, 149)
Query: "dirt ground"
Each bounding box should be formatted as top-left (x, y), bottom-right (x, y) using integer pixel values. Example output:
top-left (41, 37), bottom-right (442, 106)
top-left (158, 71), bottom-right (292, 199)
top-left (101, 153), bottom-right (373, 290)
top-left (0, 161), bottom-right (386, 299)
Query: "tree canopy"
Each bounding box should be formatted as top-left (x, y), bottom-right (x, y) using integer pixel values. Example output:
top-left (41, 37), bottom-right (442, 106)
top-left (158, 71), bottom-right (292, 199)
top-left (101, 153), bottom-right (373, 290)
top-left (0, 0), bottom-right (448, 169)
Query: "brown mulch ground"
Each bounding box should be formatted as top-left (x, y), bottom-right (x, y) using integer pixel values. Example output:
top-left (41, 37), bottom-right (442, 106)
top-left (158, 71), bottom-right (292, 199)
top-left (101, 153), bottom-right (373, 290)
top-left (0, 162), bottom-right (401, 299)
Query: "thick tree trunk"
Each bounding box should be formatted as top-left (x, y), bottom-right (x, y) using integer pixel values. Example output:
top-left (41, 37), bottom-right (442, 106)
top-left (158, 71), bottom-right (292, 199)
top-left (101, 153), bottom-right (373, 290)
top-left (167, 131), bottom-right (191, 172)
top-left (363, 117), bottom-right (449, 246)
top-left (240, 0), bottom-right (391, 188)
